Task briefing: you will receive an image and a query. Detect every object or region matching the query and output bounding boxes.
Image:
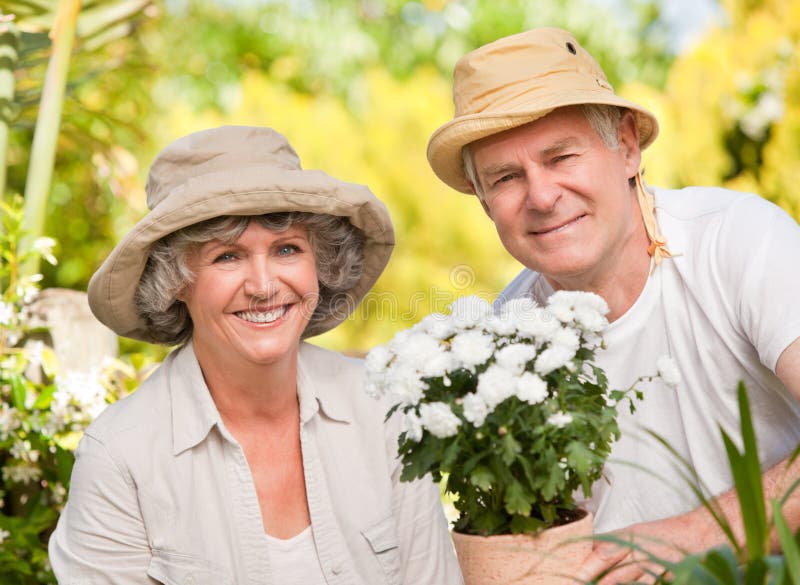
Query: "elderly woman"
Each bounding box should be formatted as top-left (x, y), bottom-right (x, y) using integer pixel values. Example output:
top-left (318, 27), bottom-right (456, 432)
top-left (49, 127), bottom-right (463, 585)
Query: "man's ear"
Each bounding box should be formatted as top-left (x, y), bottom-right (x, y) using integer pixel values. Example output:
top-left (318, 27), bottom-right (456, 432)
top-left (619, 110), bottom-right (642, 180)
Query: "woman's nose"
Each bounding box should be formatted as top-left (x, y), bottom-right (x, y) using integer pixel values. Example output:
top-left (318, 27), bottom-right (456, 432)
top-left (243, 256), bottom-right (276, 298)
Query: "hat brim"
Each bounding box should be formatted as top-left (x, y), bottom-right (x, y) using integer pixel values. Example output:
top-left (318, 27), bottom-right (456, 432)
top-left (427, 93), bottom-right (659, 194)
top-left (88, 166), bottom-right (394, 343)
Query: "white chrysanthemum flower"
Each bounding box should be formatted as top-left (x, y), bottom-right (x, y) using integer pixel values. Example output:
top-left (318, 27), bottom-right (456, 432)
top-left (657, 356), bottom-right (682, 388)
top-left (462, 392), bottom-right (489, 426)
top-left (419, 402), bottom-right (461, 438)
top-left (549, 327), bottom-right (581, 352)
top-left (386, 365), bottom-right (426, 406)
top-left (449, 295), bottom-right (493, 329)
top-left (484, 313), bottom-right (517, 336)
top-left (451, 330), bottom-right (495, 370)
top-left (516, 307), bottom-right (561, 340)
top-left (365, 344), bottom-right (392, 375)
top-left (495, 343), bottom-right (537, 375)
top-left (476, 365), bottom-right (516, 409)
top-left (417, 313), bottom-right (456, 340)
top-left (421, 347), bottom-right (459, 378)
top-left (548, 290), bottom-right (609, 327)
top-left (516, 372), bottom-right (548, 404)
top-left (534, 345), bottom-right (576, 375)
top-left (403, 411), bottom-right (423, 442)
top-left (393, 332), bottom-right (443, 367)
top-left (547, 411), bottom-right (573, 428)
top-left (573, 305), bottom-right (609, 332)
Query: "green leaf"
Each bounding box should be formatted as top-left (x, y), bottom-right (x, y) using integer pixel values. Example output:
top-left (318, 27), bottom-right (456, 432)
top-left (721, 382), bottom-right (767, 561)
top-left (32, 383), bottom-right (55, 410)
top-left (469, 465), bottom-right (495, 491)
top-left (9, 373), bottom-right (27, 411)
top-left (772, 500), bottom-right (800, 581)
top-left (500, 432), bottom-right (521, 466)
top-left (699, 547), bottom-right (740, 583)
top-left (55, 444), bottom-right (75, 485)
top-left (504, 480), bottom-right (531, 516)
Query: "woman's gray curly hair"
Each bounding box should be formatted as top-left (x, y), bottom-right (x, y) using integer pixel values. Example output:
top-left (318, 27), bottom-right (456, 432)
top-left (134, 212), bottom-right (365, 346)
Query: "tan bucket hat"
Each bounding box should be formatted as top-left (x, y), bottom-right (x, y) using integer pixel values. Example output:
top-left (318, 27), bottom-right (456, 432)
top-left (427, 27), bottom-right (660, 193)
top-left (88, 126), bottom-right (395, 343)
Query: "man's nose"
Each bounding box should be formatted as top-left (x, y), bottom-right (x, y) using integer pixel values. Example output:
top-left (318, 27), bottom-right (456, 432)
top-left (524, 169), bottom-right (561, 213)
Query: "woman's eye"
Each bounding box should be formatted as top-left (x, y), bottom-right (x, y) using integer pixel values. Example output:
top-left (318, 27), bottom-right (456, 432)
top-left (278, 244), bottom-right (300, 256)
top-left (213, 252), bottom-right (237, 263)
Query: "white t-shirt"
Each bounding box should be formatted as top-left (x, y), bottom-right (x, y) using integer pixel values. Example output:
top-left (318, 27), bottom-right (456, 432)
top-left (498, 187), bottom-right (800, 533)
top-left (265, 526), bottom-right (327, 585)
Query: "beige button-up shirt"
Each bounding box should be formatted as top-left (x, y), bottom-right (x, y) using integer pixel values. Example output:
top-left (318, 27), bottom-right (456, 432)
top-left (49, 342), bottom-right (463, 585)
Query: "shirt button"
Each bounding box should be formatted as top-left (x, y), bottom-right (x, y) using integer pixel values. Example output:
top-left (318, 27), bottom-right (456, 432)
top-left (331, 565), bottom-right (343, 575)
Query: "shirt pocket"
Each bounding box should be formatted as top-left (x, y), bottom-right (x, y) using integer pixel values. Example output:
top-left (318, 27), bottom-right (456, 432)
top-left (361, 514), bottom-right (402, 585)
top-left (147, 549), bottom-right (234, 585)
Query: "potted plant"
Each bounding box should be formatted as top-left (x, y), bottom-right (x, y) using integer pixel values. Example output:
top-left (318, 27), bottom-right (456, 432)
top-left (365, 292), bottom-right (677, 584)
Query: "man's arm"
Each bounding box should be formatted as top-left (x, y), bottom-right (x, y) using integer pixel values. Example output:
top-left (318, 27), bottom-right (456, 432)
top-left (578, 336), bottom-right (800, 584)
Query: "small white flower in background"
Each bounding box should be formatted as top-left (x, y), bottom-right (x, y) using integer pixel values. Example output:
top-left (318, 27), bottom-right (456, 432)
top-left (448, 295), bottom-right (493, 329)
top-left (419, 402), bottom-right (461, 438)
top-left (0, 301), bottom-right (14, 326)
top-left (0, 528), bottom-right (9, 544)
top-left (451, 330), bottom-right (495, 370)
top-left (2, 462), bottom-right (42, 485)
top-left (657, 356), bottom-right (682, 388)
top-left (516, 372), bottom-right (548, 404)
top-left (495, 343), bottom-right (537, 375)
top-left (477, 365), bottom-right (516, 409)
top-left (25, 340), bottom-right (45, 368)
top-left (462, 392), bottom-right (489, 426)
top-left (403, 411), bottom-right (423, 442)
top-left (55, 369), bottom-right (109, 420)
top-left (0, 403), bottom-right (20, 441)
top-left (547, 411), bottom-right (573, 428)
top-left (32, 236), bottom-right (58, 266)
top-left (534, 344), bottom-right (576, 375)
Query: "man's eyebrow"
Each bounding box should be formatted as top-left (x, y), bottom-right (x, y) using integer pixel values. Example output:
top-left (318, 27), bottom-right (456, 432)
top-left (478, 162), bottom-right (520, 177)
top-left (541, 137), bottom-right (580, 157)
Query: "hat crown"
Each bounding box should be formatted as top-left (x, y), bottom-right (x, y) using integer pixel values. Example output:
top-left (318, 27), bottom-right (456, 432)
top-left (453, 28), bottom-right (611, 117)
top-left (145, 126), bottom-right (302, 210)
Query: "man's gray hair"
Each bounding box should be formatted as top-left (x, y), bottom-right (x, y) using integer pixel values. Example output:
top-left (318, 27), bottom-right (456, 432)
top-left (134, 212), bottom-right (365, 345)
top-left (462, 104), bottom-right (625, 199)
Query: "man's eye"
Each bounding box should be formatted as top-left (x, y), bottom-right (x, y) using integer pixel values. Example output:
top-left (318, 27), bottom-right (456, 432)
top-left (493, 174), bottom-right (516, 186)
top-left (553, 153), bottom-right (575, 163)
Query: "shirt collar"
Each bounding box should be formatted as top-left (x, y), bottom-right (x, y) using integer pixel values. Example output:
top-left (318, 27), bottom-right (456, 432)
top-left (296, 342), bottom-right (353, 425)
top-left (169, 341), bottom-right (227, 455)
top-left (169, 341), bottom-right (353, 455)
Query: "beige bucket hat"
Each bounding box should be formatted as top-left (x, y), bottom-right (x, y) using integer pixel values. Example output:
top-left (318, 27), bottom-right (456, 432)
top-left (427, 27), bottom-right (660, 193)
top-left (88, 126), bottom-right (395, 343)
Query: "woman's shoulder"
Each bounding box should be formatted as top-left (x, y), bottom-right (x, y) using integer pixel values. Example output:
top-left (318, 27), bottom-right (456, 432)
top-left (81, 352), bottom-right (176, 449)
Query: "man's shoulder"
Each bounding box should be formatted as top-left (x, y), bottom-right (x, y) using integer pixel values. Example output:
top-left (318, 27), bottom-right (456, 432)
top-left (654, 186), bottom-right (778, 223)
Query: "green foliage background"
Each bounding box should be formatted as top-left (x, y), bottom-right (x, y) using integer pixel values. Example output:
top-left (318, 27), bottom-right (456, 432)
top-left (4, 0), bottom-right (799, 355)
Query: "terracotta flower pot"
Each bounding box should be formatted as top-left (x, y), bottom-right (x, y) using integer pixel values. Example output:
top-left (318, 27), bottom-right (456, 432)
top-left (451, 511), bottom-right (593, 585)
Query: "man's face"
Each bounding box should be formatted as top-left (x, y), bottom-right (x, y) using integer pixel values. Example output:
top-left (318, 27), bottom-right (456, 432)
top-left (470, 106), bottom-right (643, 288)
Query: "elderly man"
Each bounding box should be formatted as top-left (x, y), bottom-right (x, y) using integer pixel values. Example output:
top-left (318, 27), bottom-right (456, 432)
top-left (427, 27), bottom-right (800, 582)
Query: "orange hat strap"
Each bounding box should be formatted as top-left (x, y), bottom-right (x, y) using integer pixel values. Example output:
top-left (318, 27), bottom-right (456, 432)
top-left (635, 171), bottom-right (672, 268)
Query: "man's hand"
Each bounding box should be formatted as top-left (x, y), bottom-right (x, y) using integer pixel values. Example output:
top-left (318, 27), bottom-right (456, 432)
top-left (576, 508), bottom-right (722, 584)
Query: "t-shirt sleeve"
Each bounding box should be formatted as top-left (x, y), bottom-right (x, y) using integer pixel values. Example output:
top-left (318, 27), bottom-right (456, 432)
top-left (718, 195), bottom-right (800, 371)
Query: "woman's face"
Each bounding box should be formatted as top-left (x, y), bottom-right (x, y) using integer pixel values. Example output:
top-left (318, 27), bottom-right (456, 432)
top-left (182, 221), bottom-right (319, 371)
